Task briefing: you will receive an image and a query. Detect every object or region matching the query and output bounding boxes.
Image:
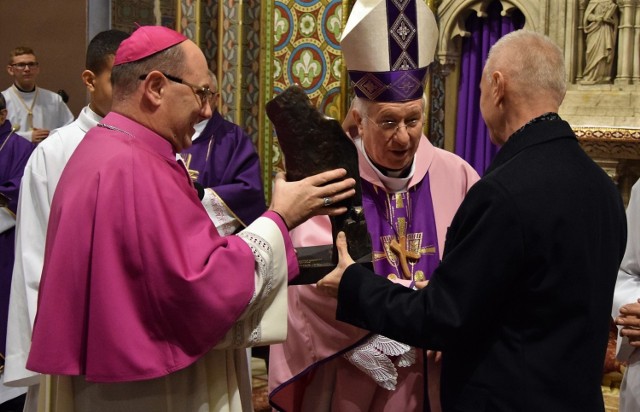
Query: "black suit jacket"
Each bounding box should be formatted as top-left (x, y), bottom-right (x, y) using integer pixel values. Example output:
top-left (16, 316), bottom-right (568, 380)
top-left (337, 118), bottom-right (627, 411)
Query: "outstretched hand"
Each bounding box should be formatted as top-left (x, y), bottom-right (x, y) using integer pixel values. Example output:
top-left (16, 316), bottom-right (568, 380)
top-left (270, 169), bottom-right (355, 230)
top-left (316, 231), bottom-right (355, 298)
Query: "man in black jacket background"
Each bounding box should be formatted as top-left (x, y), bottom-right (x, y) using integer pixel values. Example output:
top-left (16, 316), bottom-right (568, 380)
top-left (318, 30), bottom-right (627, 412)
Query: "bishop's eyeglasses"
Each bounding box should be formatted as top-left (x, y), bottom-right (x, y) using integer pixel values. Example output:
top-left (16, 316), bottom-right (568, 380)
top-left (365, 115), bottom-right (424, 137)
top-left (138, 72), bottom-right (215, 107)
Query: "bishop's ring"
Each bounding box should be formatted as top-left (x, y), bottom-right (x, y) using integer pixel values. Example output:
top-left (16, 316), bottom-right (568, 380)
top-left (323, 196), bottom-right (332, 207)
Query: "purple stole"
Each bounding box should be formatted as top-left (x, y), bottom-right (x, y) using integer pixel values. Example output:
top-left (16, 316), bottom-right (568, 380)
top-left (180, 111), bottom-right (266, 226)
top-left (361, 175), bottom-right (440, 282)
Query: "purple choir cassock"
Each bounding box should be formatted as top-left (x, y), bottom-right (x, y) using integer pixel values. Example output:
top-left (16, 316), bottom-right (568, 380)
top-left (181, 110), bottom-right (265, 227)
top-left (26, 112), bottom-right (297, 382)
top-left (0, 120), bottom-right (34, 365)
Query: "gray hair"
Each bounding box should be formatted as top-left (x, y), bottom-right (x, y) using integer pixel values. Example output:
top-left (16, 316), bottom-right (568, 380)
top-left (485, 30), bottom-right (566, 104)
top-left (351, 96), bottom-right (372, 117)
top-left (111, 45), bottom-right (185, 101)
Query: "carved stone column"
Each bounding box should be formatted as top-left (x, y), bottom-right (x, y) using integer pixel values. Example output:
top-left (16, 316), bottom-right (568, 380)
top-left (440, 54), bottom-right (461, 153)
top-left (616, 0), bottom-right (635, 85)
top-left (577, 0), bottom-right (589, 81)
top-left (634, 0), bottom-right (640, 82)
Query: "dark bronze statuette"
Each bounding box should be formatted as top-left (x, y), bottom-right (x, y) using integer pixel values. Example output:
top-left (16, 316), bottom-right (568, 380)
top-left (266, 85), bottom-right (372, 285)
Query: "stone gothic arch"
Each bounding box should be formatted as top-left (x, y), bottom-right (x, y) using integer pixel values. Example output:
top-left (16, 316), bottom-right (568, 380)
top-left (434, 0), bottom-right (538, 151)
top-left (437, 0), bottom-right (537, 68)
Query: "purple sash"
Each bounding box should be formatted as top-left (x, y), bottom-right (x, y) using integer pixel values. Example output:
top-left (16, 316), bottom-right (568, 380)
top-left (361, 175), bottom-right (439, 282)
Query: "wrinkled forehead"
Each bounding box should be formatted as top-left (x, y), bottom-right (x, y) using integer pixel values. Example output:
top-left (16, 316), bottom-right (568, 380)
top-left (370, 98), bottom-right (424, 116)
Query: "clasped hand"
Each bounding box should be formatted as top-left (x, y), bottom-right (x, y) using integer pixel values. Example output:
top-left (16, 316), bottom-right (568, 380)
top-left (616, 299), bottom-right (640, 346)
top-left (32, 128), bottom-right (50, 144)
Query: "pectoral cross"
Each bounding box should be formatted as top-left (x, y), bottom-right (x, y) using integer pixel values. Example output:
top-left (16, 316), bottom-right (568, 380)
top-left (389, 218), bottom-right (421, 279)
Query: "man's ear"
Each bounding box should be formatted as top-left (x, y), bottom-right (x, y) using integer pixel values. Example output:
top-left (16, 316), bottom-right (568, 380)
top-left (491, 71), bottom-right (505, 107)
top-left (6, 65), bottom-right (14, 76)
top-left (341, 107), bottom-right (356, 137)
top-left (82, 70), bottom-right (96, 91)
top-left (141, 71), bottom-right (166, 106)
top-left (352, 108), bottom-right (365, 136)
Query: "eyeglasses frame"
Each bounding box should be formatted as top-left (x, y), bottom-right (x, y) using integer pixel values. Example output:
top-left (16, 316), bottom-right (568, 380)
top-left (9, 62), bottom-right (39, 70)
top-left (138, 72), bottom-right (216, 107)
top-left (364, 115), bottom-right (424, 136)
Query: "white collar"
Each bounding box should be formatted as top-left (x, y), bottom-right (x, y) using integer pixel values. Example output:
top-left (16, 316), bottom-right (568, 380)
top-left (354, 136), bottom-right (415, 193)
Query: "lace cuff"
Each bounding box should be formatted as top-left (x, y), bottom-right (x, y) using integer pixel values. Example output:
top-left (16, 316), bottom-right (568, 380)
top-left (343, 334), bottom-right (416, 390)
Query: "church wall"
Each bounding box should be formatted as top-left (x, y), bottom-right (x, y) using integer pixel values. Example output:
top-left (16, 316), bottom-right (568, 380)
top-left (436, 0), bottom-right (639, 147)
top-left (0, 0), bottom-right (88, 117)
top-left (559, 0), bottom-right (640, 128)
top-left (171, 0), bottom-right (351, 201)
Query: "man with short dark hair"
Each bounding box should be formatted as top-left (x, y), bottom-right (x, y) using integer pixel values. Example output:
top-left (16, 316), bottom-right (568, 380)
top-left (3, 30), bottom-right (129, 412)
top-left (3, 47), bottom-right (73, 143)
